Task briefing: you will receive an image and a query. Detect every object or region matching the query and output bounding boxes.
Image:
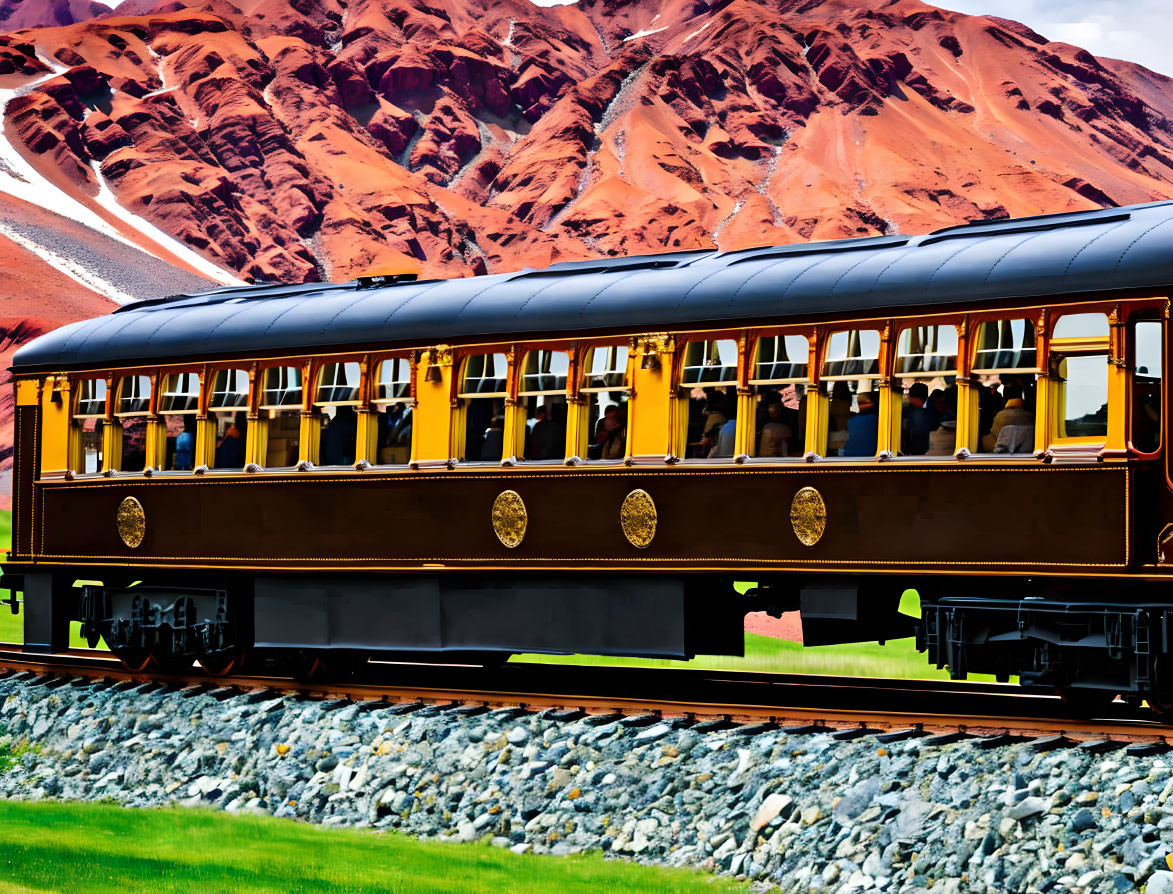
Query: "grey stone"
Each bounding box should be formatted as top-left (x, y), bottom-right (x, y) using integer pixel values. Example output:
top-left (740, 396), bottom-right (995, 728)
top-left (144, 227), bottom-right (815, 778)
top-left (1006, 797), bottom-right (1048, 821)
top-left (1069, 808), bottom-right (1097, 833)
top-left (1148, 871), bottom-right (1173, 894)
top-left (506, 727), bottom-right (530, 746)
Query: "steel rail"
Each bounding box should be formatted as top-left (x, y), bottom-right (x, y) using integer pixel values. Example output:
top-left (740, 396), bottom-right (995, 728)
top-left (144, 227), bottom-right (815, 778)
top-left (0, 645), bottom-right (1168, 746)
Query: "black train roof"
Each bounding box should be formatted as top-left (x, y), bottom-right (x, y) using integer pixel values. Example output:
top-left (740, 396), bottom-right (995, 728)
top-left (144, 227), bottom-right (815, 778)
top-left (15, 201), bottom-right (1173, 372)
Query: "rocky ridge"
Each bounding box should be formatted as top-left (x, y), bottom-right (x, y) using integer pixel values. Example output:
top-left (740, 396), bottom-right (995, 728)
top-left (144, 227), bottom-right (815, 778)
top-left (3, 0), bottom-right (1173, 284)
top-left (4, 672), bottom-right (1173, 892)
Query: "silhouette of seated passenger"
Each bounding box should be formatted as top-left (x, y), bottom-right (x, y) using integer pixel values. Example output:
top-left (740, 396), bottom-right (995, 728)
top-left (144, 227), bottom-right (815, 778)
top-left (843, 391), bottom-right (879, 457)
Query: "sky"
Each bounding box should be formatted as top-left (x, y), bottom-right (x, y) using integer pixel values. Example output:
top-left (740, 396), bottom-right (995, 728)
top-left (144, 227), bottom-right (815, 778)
top-left (930, 0), bottom-right (1169, 76)
top-left (531, 0), bottom-right (1170, 78)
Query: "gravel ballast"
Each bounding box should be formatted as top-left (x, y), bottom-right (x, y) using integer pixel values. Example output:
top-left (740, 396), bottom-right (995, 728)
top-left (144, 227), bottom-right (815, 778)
top-left (2, 672), bottom-right (1173, 892)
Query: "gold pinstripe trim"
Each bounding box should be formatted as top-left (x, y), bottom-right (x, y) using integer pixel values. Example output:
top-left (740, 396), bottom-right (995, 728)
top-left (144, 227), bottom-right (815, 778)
top-left (36, 463), bottom-right (1126, 486)
top-left (32, 461), bottom-right (1131, 568)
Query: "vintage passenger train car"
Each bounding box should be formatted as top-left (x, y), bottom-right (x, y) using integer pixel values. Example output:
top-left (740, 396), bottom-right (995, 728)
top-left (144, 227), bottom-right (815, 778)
top-left (5, 202), bottom-right (1173, 713)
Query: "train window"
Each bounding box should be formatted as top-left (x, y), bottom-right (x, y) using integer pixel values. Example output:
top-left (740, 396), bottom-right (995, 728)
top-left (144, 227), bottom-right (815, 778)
top-left (895, 325), bottom-right (958, 457)
top-left (749, 336), bottom-right (809, 458)
top-left (581, 345), bottom-right (629, 460)
top-left (519, 350), bottom-right (568, 461)
top-left (262, 366), bottom-right (302, 407)
top-left (373, 358), bottom-right (414, 465)
top-left (1056, 355), bottom-right (1109, 439)
top-left (209, 369), bottom-right (248, 408)
top-left (1055, 313), bottom-right (1109, 339)
top-left (315, 362), bottom-right (361, 466)
top-left (208, 370), bottom-right (249, 470)
top-left (114, 376), bottom-right (150, 472)
top-left (73, 378), bottom-right (106, 474)
top-left (1133, 320), bottom-right (1162, 454)
top-left (159, 373), bottom-right (199, 471)
top-left (821, 330), bottom-right (880, 457)
top-left (260, 366), bottom-right (302, 468)
top-left (972, 318), bottom-right (1039, 454)
top-left (681, 339), bottom-right (738, 458)
top-left (458, 353), bottom-right (508, 462)
top-left (680, 339), bottom-right (737, 385)
top-left (972, 319), bottom-right (1036, 372)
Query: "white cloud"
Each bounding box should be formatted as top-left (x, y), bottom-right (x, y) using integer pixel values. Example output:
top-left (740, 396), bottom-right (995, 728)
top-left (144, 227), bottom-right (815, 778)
top-left (930, 0), bottom-right (1172, 76)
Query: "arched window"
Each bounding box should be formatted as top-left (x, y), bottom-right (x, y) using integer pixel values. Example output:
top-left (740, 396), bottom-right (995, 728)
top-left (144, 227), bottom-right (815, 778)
top-left (973, 319), bottom-right (1036, 373)
top-left (581, 345), bottom-right (629, 460)
top-left (749, 335), bottom-right (809, 458)
top-left (73, 378), bottom-right (107, 474)
top-left (159, 372), bottom-right (199, 471)
top-left (518, 350), bottom-right (569, 461)
top-left (208, 369), bottom-right (249, 470)
top-left (114, 375), bottom-right (151, 472)
top-left (372, 358), bottom-right (414, 465)
top-left (821, 329), bottom-right (880, 457)
top-left (458, 353), bottom-right (508, 462)
top-left (895, 325), bottom-right (958, 457)
top-left (260, 366), bottom-right (302, 468)
top-left (680, 339), bottom-right (738, 458)
top-left (315, 362), bottom-right (361, 466)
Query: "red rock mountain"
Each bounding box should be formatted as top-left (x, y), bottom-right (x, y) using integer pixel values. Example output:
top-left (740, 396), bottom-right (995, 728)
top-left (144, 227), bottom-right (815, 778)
top-left (3, 0), bottom-right (1173, 284)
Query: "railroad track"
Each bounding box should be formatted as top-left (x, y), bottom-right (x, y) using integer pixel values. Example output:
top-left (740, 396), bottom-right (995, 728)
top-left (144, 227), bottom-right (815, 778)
top-left (1, 644), bottom-right (1169, 749)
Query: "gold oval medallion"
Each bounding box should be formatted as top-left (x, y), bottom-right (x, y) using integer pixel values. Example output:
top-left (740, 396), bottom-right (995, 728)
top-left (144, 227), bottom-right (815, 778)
top-left (492, 490), bottom-right (527, 549)
top-left (790, 487), bottom-right (826, 547)
top-left (620, 489), bottom-right (657, 549)
top-left (116, 496), bottom-right (146, 549)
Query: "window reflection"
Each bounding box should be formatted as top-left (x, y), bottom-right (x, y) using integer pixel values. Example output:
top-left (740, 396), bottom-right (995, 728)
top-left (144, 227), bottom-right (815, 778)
top-left (896, 325), bottom-right (957, 456)
top-left (682, 340), bottom-right (738, 458)
top-left (261, 367), bottom-right (301, 468)
top-left (519, 351), bottom-right (568, 461)
top-left (460, 353), bottom-right (508, 462)
top-left (1054, 313), bottom-right (1109, 339)
top-left (374, 359), bottom-right (413, 465)
top-left (159, 372), bottom-right (199, 471)
top-left (74, 378), bottom-right (106, 474)
top-left (1057, 355), bottom-right (1108, 439)
top-left (115, 376), bottom-right (151, 472)
top-left (973, 318), bottom-right (1039, 454)
top-left (208, 370), bottom-right (249, 470)
top-left (582, 346), bottom-right (628, 460)
top-left (315, 363), bottom-right (360, 466)
top-left (822, 330), bottom-right (880, 457)
top-left (750, 335), bottom-right (808, 458)
top-left (1133, 320), bottom-right (1162, 453)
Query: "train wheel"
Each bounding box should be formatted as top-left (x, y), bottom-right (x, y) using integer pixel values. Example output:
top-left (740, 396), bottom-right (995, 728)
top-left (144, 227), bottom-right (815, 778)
top-left (1148, 657), bottom-right (1173, 724)
top-left (199, 649), bottom-right (245, 677)
top-left (1056, 686), bottom-right (1117, 716)
top-left (112, 647), bottom-right (154, 672)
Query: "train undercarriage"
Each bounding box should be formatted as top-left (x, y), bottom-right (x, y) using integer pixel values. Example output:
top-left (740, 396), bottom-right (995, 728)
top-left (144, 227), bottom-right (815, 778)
top-left (6, 569), bottom-right (1173, 720)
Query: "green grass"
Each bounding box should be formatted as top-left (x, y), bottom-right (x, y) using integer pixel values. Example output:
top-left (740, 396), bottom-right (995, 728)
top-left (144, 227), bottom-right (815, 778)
top-left (511, 588), bottom-right (1005, 683)
top-left (0, 801), bottom-right (742, 894)
top-left (510, 631), bottom-right (977, 681)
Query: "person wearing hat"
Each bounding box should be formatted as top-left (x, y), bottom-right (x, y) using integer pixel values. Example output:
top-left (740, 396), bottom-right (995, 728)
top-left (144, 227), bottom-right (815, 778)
top-left (844, 390), bottom-right (879, 457)
top-left (981, 384), bottom-right (1033, 452)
